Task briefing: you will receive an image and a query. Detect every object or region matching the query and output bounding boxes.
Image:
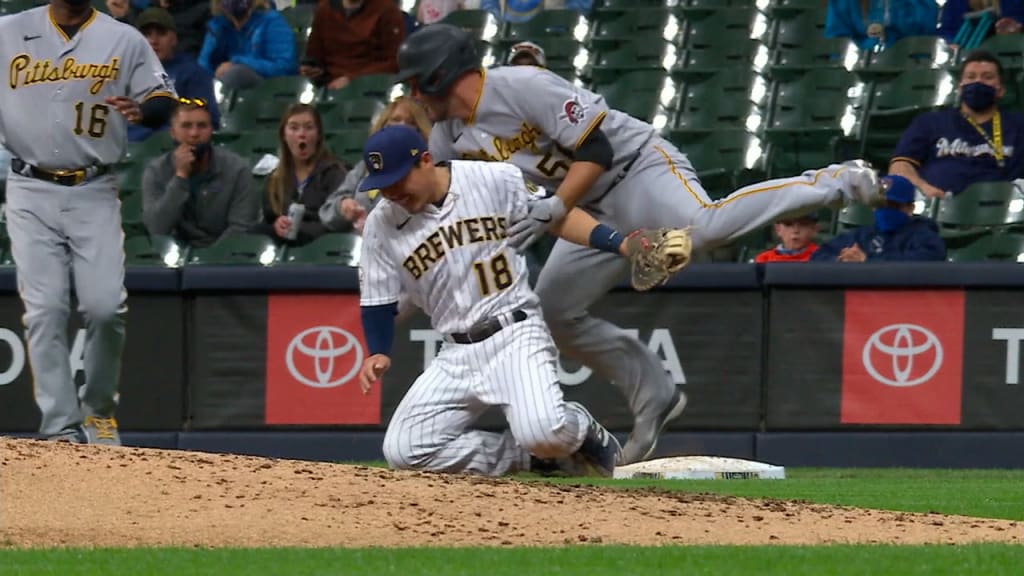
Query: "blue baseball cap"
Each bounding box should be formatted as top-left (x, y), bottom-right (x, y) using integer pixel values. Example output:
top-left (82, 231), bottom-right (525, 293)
top-left (882, 174), bottom-right (915, 204)
top-left (358, 125), bottom-right (427, 193)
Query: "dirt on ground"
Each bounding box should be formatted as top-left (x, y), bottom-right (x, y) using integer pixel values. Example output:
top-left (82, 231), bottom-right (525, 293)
top-left (1, 437), bottom-right (1021, 548)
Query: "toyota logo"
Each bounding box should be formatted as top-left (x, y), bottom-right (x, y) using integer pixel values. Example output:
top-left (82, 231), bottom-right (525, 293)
top-left (285, 326), bottom-right (363, 388)
top-left (862, 323), bottom-right (943, 388)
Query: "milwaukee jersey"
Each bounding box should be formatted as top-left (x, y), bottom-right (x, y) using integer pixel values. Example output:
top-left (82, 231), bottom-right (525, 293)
top-left (0, 6), bottom-right (174, 169)
top-left (359, 160), bottom-right (541, 335)
top-left (429, 66), bottom-right (657, 205)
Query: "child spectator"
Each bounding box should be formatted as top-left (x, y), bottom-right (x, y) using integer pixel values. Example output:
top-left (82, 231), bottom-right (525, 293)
top-left (755, 213), bottom-right (820, 263)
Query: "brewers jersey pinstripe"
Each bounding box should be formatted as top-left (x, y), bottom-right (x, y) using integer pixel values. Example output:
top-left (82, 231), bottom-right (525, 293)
top-left (360, 159), bottom-right (540, 335)
top-left (428, 66), bottom-right (653, 205)
top-left (0, 7), bottom-right (174, 169)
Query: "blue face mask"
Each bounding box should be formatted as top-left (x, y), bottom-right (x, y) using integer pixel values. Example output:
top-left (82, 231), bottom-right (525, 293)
top-left (961, 81), bottom-right (998, 112)
top-left (874, 207), bottom-right (910, 232)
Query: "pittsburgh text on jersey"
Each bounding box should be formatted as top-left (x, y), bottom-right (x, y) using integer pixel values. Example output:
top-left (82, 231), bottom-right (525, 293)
top-left (403, 216), bottom-right (508, 280)
top-left (9, 54), bottom-right (120, 95)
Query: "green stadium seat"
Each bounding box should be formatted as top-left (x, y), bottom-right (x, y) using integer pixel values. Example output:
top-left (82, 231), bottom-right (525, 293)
top-left (441, 9), bottom-right (500, 40)
top-left (280, 233), bottom-right (361, 266)
top-left (673, 69), bottom-right (757, 134)
top-left (835, 202), bottom-right (874, 232)
top-left (768, 36), bottom-right (857, 78)
top-left (596, 0), bottom-right (666, 14)
top-left (0, 0), bottom-right (45, 14)
top-left (125, 234), bottom-right (187, 268)
top-left (589, 8), bottom-right (674, 51)
top-left (321, 99), bottom-right (385, 132)
top-left (186, 233), bottom-right (281, 266)
top-left (497, 37), bottom-right (583, 74)
top-left (592, 71), bottom-right (668, 123)
top-left (120, 189), bottom-right (145, 237)
top-left (326, 130), bottom-right (369, 167)
top-left (323, 74), bottom-right (395, 103)
top-left (673, 8), bottom-right (759, 78)
top-left (588, 38), bottom-right (670, 84)
top-left (220, 98), bottom-right (293, 133)
top-left (117, 162), bottom-right (147, 195)
top-left (855, 36), bottom-right (955, 81)
top-left (973, 33), bottom-right (1024, 73)
top-left (503, 9), bottom-right (587, 43)
top-left (280, 4), bottom-right (315, 36)
top-left (764, 0), bottom-right (825, 17)
top-left (122, 132), bottom-right (174, 165)
top-left (935, 181), bottom-right (1024, 237)
top-left (947, 233), bottom-right (1024, 262)
top-left (857, 69), bottom-right (955, 167)
top-left (668, 128), bottom-right (760, 199)
top-left (223, 131), bottom-right (281, 165)
top-left (230, 75), bottom-right (320, 109)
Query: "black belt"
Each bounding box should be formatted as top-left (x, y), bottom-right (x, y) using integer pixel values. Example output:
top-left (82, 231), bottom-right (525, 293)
top-left (447, 310), bottom-right (528, 344)
top-left (11, 158), bottom-right (110, 186)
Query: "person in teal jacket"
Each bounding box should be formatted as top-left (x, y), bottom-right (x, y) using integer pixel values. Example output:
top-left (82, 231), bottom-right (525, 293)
top-left (199, 0), bottom-right (297, 91)
top-left (825, 0), bottom-right (939, 52)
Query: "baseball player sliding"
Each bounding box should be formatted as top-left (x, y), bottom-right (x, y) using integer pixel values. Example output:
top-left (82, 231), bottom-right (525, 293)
top-left (396, 24), bottom-right (885, 464)
top-left (0, 1), bottom-right (177, 444)
top-left (357, 125), bottom-right (689, 477)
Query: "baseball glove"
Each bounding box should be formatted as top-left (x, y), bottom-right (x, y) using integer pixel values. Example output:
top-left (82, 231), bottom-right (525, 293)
top-left (623, 228), bottom-right (693, 292)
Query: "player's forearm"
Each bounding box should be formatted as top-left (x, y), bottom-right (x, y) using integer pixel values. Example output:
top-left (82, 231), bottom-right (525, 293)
top-left (361, 303), bottom-right (398, 356)
top-left (551, 210), bottom-right (630, 257)
top-left (553, 161), bottom-right (606, 210)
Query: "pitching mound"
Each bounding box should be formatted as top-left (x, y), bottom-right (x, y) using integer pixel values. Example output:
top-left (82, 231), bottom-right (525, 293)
top-left (1, 437), bottom-right (1020, 548)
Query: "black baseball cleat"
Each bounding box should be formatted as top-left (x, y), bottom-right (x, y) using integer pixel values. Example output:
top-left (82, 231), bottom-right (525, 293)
top-left (620, 388), bottom-right (688, 465)
top-left (567, 402), bottom-right (621, 477)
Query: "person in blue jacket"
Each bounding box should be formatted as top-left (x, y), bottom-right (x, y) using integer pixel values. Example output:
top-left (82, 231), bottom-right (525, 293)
top-left (199, 0), bottom-right (297, 91)
top-left (130, 7), bottom-right (220, 141)
top-left (811, 175), bottom-right (947, 262)
top-left (939, 0), bottom-right (1024, 44)
top-left (825, 0), bottom-right (938, 52)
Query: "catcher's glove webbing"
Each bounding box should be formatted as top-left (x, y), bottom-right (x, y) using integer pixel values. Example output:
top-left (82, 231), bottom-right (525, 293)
top-left (623, 228), bottom-right (692, 291)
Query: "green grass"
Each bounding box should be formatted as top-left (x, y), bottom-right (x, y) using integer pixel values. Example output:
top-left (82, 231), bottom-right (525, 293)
top-left (535, 468), bottom-right (1024, 521)
top-left (3, 545), bottom-right (1024, 576)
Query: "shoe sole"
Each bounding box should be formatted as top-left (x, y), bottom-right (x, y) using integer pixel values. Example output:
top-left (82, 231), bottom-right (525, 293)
top-left (622, 390), bottom-right (689, 465)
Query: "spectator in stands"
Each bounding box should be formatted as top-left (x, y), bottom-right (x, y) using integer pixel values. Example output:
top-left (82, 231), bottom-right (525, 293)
top-left (130, 7), bottom-right (220, 142)
top-left (251, 104), bottom-right (348, 246)
top-left (507, 41), bottom-right (547, 67)
top-left (939, 0), bottom-right (1024, 45)
top-left (142, 99), bottom-right (261, 248)
top-left (108, 1), bottom-right (211, 57)
top-left (417, 0), bottom-right (462, 25)
top-left (755, 213), bottom-right (820, 263)
top-left (825, 0), bottom-right (939, 52)
top-left (319, 96), bottom-right (431, 233)
top-left (889, 49), bottom-right (1024, 198)
top-left (299, 0), bottom-right (406, 91)
top-left (811, 175), bottom-right (946, 262)
top-left (199, 0), bottom-right (298, 91)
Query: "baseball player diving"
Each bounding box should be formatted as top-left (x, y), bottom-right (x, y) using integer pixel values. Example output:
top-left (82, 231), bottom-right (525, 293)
top-left (395, 23), bottom-right (886, 464)
top-left (0, 0), bottom-right (177, 444)
top-left (357, 124), bottom-right (689, 477)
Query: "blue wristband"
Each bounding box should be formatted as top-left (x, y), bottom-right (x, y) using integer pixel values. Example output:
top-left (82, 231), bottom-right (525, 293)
top-left (589, 223), bottom-right (625, 256)
top-left (361, 303), bottom-right (398, 356)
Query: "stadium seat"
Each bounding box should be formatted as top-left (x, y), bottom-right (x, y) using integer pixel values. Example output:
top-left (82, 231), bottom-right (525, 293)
top-left (855, 36), bottom-right (954, 81)
top-left (588, 8), bottom-right (674, 51)
top-left (592, 71), bottom-right (668, 123)
top-left (587, 38), bottom-right (671, 84)
top-left (0, 0), bottom-right (44, 14)
top-left (186, 233), bottom-right (281, 266)
top-left (503, 9), bottom-right (587, 43)
top-left (768, 36), bottom-right (857, 78)
top-left (935, 181), bottom-right (1024, 237)
top-left (117, 162), bottom-right (147, 196)
top-left (596, 0), bottom-right (667, 14)
top-left (230, 75), bottom-right (319, 110)
top-left (326, 130), bottom-right (369, 167)
top-left (673, 8), bottom-right (759, 79)
top-left (123, 132), bottom-right (174, 166)
top-left (496, 36), bottom-right (583, 77)
top-left (673, 69), bottom-right (758, 134)
top-left (125, 234), bottom-right (188, 268)
top-left (973, 33), bottom-right (1024, 74)
top-left (120, 190), bottom-right (145, 237)
top-left (280, 233), bottom-right (361, 266)
top-left (947, 232), bottom-right (1024, 262)
top-left (323, 74), bottom-right (395, 103)
top-left (321, 99), bottom-right (385, 132)
top-left (280, 4), bottom-right (315, 36)
top-left (835, 202), bottom-right (874, 232)
top-left (441, 9), bottom-right (501, 40)
top-left (224, 131), bottom-right (281, 165)
top-left (220, 98), bottom-right (293, 134)
top-left (857, 69), bottom-right (955, 167)
top-left (668, 128), bottom-right (760, 199)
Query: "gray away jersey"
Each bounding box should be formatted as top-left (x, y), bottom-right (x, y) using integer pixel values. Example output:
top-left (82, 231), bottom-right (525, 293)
top-left (0, 7), bottom-right (175, 169)
top-left (429, 66), bottom-right (657, 204)
top-left (359, 160), bottom-right (541, 335)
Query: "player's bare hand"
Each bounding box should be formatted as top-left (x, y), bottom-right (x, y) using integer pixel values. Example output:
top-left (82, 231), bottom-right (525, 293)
top-left (919, 183), bottom-right (947, 199)
top-left (273, 216), bottom-right (292, 238)
top-left (299, 65), bottom-right (324, 79)
top-left (216, 62), bottom-right (234, 78)
top-left (507, 195), bottom-right (567, 251)
top-left (328, 76), bottom-right (352, 90)
top-left (173, 144), bottom-right (196, 178)
top-left (359, 354), bottom-right (391, 394)
top-left (339, 198), bottom-right (367, 223)
top-left (105, 96), bottom-right (141, 123)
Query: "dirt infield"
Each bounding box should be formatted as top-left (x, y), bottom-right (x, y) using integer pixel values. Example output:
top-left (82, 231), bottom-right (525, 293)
top-left (1, 437), bottom-right (1020, 548)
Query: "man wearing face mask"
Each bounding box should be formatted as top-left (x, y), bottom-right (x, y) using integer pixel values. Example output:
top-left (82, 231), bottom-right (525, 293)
top-left (890, 49), bottom-right (1024, 198)
top-left (811, 175), bottom-right (946, 262)
top-left (142, 99), bottom-right (261, 248)
top-left (300, 0), bottom-right (405, 91)
top-left (199, 0), bottom-right (297, 91)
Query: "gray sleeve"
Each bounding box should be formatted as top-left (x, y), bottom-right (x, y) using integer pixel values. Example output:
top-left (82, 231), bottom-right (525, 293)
top-left (319, 162), bottom-right (366, 230)
top-left (519, 71), bottom-right (610, 151)
top-left (141, 157), bottom-right (189, 235)
top-left (127, 29), bottom-right (176, 102)
top-left (226, 164), bottom-right (261, 233)
top-left (428, 123), bottom-right (456, 162)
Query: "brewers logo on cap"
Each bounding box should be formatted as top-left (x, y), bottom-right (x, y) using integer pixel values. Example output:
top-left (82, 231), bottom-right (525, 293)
top-left (368, 152), bottom-right (384, 172)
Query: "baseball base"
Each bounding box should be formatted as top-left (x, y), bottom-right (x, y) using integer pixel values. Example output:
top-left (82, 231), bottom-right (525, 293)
top-left (613, 456), bottom-right (786, 480)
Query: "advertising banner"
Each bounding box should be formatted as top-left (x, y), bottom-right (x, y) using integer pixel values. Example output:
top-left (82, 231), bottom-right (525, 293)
top-left (0, 295), bottom-right (184, 432)
top-left (963, 291), bottom-right (1024, 428)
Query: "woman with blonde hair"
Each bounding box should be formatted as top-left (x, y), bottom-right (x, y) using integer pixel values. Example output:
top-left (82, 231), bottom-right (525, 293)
top-left (254, 103), bottom-right (349, 245)
top-left (199, 0), bottom-right (297, 90)
top-left (320, 96), bottom-right (432, 233)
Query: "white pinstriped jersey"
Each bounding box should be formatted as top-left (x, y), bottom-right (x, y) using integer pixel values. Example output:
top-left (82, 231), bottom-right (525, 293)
top-left (428, 66), bottom-right (657, 205)
top-left (359, 160), bottom-right (541, 335)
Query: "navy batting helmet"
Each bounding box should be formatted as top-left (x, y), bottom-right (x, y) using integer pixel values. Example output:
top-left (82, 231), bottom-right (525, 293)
top-left (395, 23), bottom-right (480, 96)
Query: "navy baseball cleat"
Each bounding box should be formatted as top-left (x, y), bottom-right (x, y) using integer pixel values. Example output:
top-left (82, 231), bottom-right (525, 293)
top-left (620, 388), bottom-right (688, 465)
